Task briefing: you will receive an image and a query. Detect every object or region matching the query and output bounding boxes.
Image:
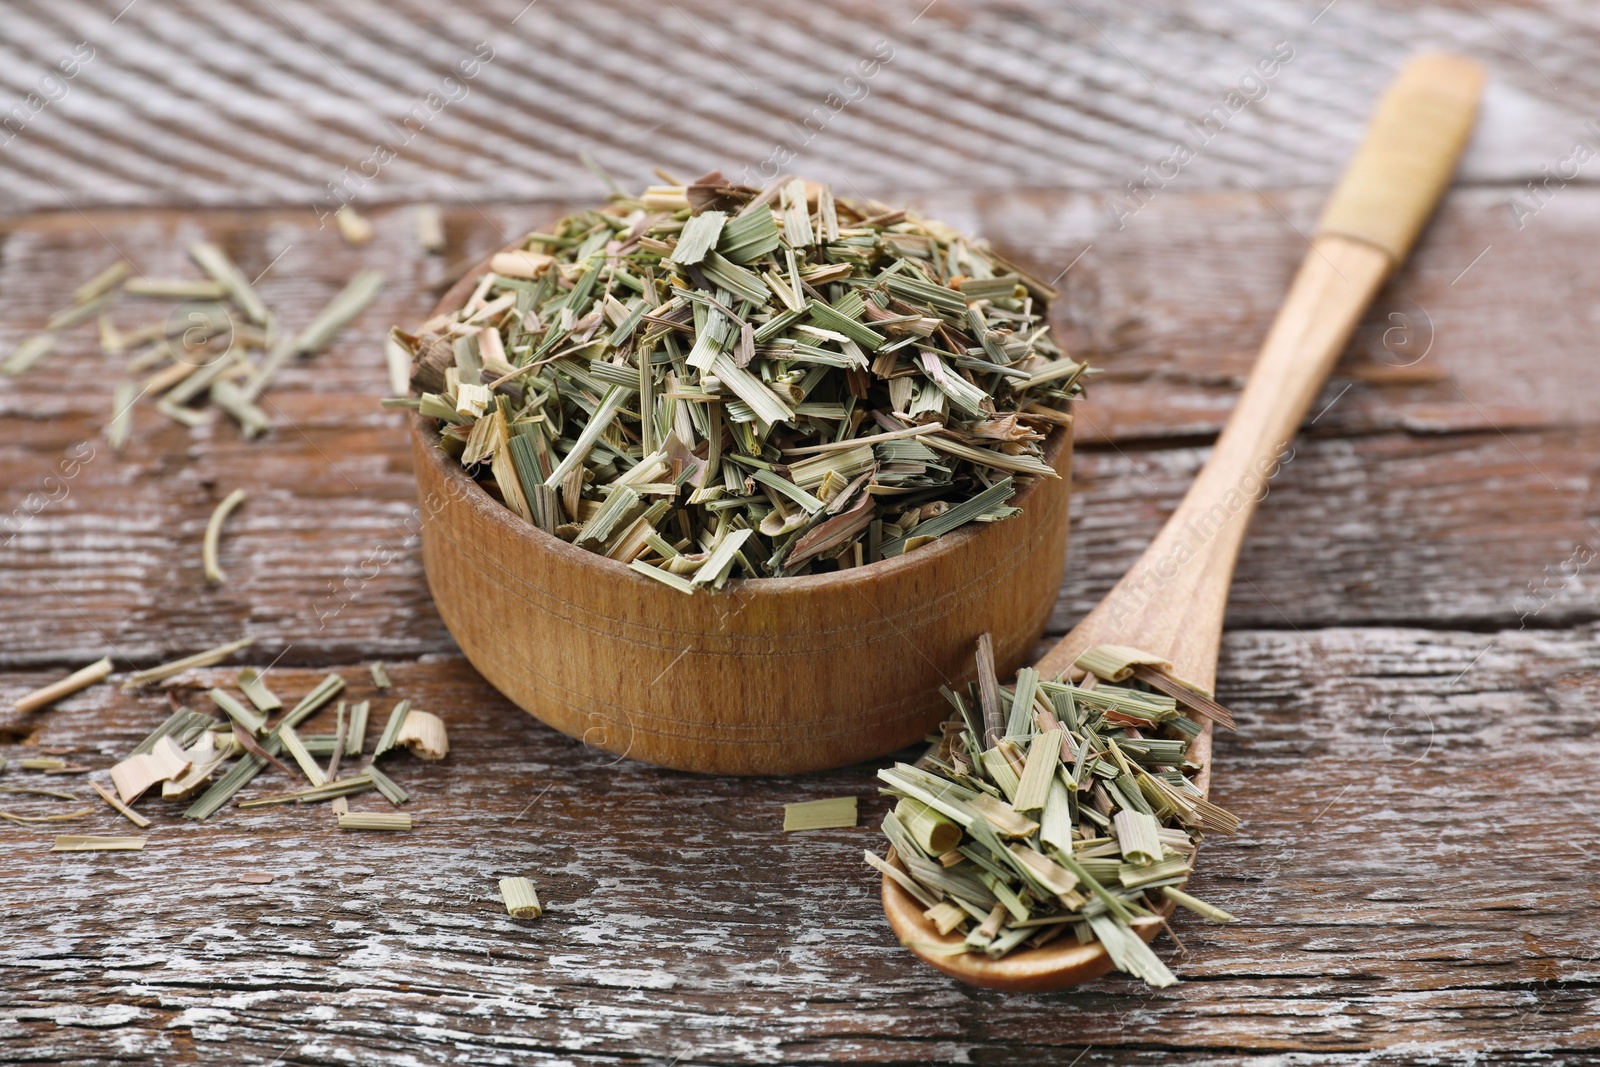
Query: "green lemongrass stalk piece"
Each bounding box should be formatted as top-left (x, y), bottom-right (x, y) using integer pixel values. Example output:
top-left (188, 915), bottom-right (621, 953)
top-left (124, 278), bottom-right (227, 299)
top-left (863, 849), bottom-right (940, 910)
top-left (783, 796), bottom-right (858, 831)
top-left (124, 637), bottom-right (255, 688)
top-left (1007, 667), bottom-right (1040, 738)
top-left (19, 758), bottom-right (67, 770)
top-left (277, 726), bottom-right (326, 787)
top-left (1114, 809), bottom-right (1164, 867)
top-left (345, 699), bottom-right (370, 755)
top-left (1162, 885), bottom-right (1236, 922)
top-left (50, 835), bottom-right (146, 852)
top-left (372, 699), bottom-right (412, 758)
top-left (208, 687), bottom-right (267, 735)
top-left (499, 876), bottom-right (543, 918)
top-left (369, 662), bottom-right (391, 690)
top-left (629, 558), bottom-right (697, 593)
top-left (107, 380), bottom-right (138, 451)
top-left (894, 797), bottom-right (961, 854)
top-left (337, 812), bottom-right (411, 831)
top-left (236, 667), bottom-right (282, 712)
top-left (210, 380), bottom-right (270, 438)
top-left (74, 260), bottom-right (131, 304)
top-left (671, 210), bottom-right (724, 265)
top-left (295, 269), bottom-right (386, 356)
top-left (130, 708), bottom-right (213, 756)
top-left (2, 333), bottom-right (56, 377)
top-left (366, 765), bottom-right (409, 806)
top-left (202, 489), bottom-right (247, 583)
top-left (236, 774), bottom-right (374, 808)
top-left (13, 657), bottom-right (113, 714)
top-left (188, 242), bottom-right (269, 324)
top-left (1011, 729), bottom-right (1061, 813)
top-left (1087, 914), bottom-right (1175, 988)
top-left (692, 528), bottom-right (753, 587)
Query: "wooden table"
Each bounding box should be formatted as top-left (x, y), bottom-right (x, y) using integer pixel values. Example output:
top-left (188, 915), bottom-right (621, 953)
top-left (3, 1), bottom-right (1597, 1062)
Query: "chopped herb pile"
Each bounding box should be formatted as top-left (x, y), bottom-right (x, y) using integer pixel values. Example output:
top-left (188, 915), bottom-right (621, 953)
top-left (393, 173), bottom-right (1086, 588)
top-left (871, 639), bottom-right (1239, 988)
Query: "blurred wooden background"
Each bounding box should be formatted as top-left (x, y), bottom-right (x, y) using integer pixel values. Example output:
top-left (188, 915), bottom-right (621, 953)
top-left (1, 1), bottom-right (1597, 1063)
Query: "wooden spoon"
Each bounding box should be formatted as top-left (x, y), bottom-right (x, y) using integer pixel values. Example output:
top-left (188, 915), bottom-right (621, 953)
top-left (881, 52), bottom-right (1487, 992)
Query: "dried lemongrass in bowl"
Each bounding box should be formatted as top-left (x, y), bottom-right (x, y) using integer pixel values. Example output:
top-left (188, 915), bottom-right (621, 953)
top-left (391, 173), bottom-right (1087, 590)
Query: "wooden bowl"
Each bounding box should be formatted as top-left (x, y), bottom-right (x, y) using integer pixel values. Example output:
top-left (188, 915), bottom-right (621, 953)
top-left (408, 262), bottom-right (1074, 776)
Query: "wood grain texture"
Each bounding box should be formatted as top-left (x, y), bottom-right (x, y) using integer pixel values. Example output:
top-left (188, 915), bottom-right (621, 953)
top-left (1, 3), bottom-right (1597, 1056)
top-left (2, 626), bottom-right (1596, 1063)
top-left (2, 0), bottom-right (1599, 213)
top-left (4, 192), bottom-right (1598, 674)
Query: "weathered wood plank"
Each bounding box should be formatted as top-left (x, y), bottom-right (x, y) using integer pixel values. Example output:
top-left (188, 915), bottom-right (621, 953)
top-left (1, 626), bottom-right (1596, 1063)
top-left (2, 194), bottom-right (1596, 667)
top-left (2, 0), bottom-right (1599, 214)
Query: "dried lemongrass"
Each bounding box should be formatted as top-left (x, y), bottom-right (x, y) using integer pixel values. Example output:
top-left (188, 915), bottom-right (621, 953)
top-left (51, 835), bottom-right (147, 851)
top-left (372, 699), bottom-right (411, 758)
top-left (337, 812), bottom-right (411, 831)
top-left (499, 877), bottom-right (543, 918)
top-left (366, 765), bottom-right (409, 806)
top-left (202, 489), bottom-right (247, 583)
top-left (783, 796), bottom-right (857, 831)
top-left (14, 657), bottom-right (113, 714)
top-left (277, 726), bottom-right (327, 787)
top-left (236, 774), bottom-right (373, 808)
top-left (394, 710), bottom-right (449, 760)
top-left (91, 780), bottom-right (151, 828)
top-left (369, 662), bottom-right (391, 690)
top-left (188, 242), bottom-right (268, 324)
top-left (107, 379), bottom-right (138, 450)
top-left (345, 699), bottom-right (370, 756)
top-left (398, 175), bottom-right (1082, 589)
top-left (124, 278), bottom-right (227, 300)
top-left (185, 672), bottom-right (345, 820)
top-left (209, 687), bottom-right (267, 735)
top-left (0, 807), bottom-right (94, 825)
top-left (236, 667), bottom-right (282, 712)
top-left (124, 637), bottom-right (255, 688)
top-left (869, 636), bottom-right (1239, 987)
top-left (1, 333), bottom-right (55, 377)
top-left (74, 261), bottom-right (131, 304)
top-left (110, 736), bottom-right (191, 803)
top-left (415, 204), bottom-right (445, 253)
top-left (335, 204), bottom-right (374, 245)
top-left (239, 871), bottom-right (275, 884)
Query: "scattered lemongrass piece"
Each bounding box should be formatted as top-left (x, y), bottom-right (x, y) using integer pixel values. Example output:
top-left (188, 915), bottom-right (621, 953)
top-left (1, 333), bottom-right (55, 376)
top-left (236, 774), bottom-right (373, 808)
top-left (372, 699), bottom-right (411, 758)
top-left (107, 380), bottom-right (138, 450)
top-left (335, 205), bottom-right (374, 245)
top-left (74, 260), bottom-right (131, 304)
top-left (415, 204), bottom-right (445, 253)
top-left (1162, 885), bottom-right (1236, 922)
top-left (345, 700), bottom-right (370, 756)
top-left (783, 796), bottom-right (857, 831)
top-left (110, 736), bottom-right (191, 803)
top-left (236, 668), bottom-right (282, 712)
top-left (51, 835), bottom-right (146, 852)
top-left (19, 758), bottom-right (67, 771)
top-left (394, 710), bottom-right (449, 760)
top-left (369, 662), bottom-right (391, 690)
top-left (14, 657), bottom-right (113, 714)
top-left (202, 489), bottom-right (247, 583)
top-left (124, 637), bottom-right (255, 688)
top-left (1114, 810), bottom-right (1165, 867)
top-left (91, 780), bottom-right (151, 828)
top-left (240, 872), bottom-right (274, 884)
top-left (366, 765), bottom-right (409, 806)
top-left (499, 877), bottom-right (543, 918)
top-left (124, 278), bottom-right (227, 300)
top-left (188, 242), bottom-right (269, 324)
top-left (0, 785), bottom-right (80, 801)
top-left (209, 688), bottom-right (267, 735)
top-left (337, 812), bottom-right (411, 831)
top-left (0, 807), bottom-right (94, 825)
top-left (277, 726), bottom-right (327, 787)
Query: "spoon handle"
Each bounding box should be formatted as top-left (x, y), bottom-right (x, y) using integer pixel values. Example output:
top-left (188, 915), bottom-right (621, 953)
top-left (1034, 53), bottom-right (1486, 692)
